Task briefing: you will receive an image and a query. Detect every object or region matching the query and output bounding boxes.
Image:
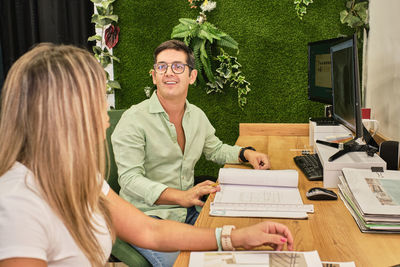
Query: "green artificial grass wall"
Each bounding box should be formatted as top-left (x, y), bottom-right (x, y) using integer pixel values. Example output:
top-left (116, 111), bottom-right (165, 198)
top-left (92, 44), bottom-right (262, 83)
top-left (113, 0), bottom-right (352, 177)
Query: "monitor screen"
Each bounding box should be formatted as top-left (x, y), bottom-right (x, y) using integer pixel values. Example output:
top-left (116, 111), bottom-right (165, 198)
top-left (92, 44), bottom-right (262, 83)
top-left (330, 34), bottom-right (363, 139)
top-left (308, 37), bottom-right (344, 104)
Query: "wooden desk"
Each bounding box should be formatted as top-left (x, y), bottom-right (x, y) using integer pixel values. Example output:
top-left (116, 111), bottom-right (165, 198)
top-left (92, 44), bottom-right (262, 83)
top-left (174, 123), bottom-right (400, 267)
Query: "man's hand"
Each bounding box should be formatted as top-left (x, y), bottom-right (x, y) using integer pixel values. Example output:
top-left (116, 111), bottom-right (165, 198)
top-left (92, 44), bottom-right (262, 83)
top-left (231, 221), bottom-right (294, 251)
top-left (179, 180), bottom-right (220, 208)
top-left (244, 149), bottom-right (271, 169)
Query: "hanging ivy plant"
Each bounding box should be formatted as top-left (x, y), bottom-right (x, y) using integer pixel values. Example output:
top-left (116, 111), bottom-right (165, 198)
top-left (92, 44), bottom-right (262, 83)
top-left (208, 49), bottom-right (251, 108)
top-left (294, 0), bottom-right (369, 40)
top-left (88, 0), bottom-right (121, 93)
top-left (170, 0), bottom-right (251, 109)
top-left (294, 0), bottom-right (313, 20)
top-left (340, 0), bottom-right (369, 39)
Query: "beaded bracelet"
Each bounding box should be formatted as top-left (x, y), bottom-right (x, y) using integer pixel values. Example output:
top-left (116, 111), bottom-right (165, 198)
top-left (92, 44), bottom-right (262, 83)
top-left (215, 227), bottom-right (222, 251)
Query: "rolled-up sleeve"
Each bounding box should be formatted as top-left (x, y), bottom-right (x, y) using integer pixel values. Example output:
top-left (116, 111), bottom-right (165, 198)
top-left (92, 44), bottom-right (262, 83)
top-left (111, 112), bottom-right (168, 206)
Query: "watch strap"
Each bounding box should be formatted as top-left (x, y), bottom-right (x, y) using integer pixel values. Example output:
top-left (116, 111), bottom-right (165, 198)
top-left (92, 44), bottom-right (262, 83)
top-left (221, 225), bottom-right (236, 251)
top-left (239, 146), bottom-right (256, 163)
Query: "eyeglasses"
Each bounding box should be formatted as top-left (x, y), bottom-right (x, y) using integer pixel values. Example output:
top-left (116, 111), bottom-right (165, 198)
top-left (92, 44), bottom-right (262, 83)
top-left (153, 62), bottom-right (192, 74)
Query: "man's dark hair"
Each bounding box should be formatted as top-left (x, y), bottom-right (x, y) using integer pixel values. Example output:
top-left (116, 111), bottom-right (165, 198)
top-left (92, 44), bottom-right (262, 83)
top-left (153, 40), bottom-right (195, 70)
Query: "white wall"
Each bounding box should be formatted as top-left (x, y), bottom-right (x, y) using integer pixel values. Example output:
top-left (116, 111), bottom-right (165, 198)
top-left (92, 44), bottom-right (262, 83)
top-left (365, 0), bottom-right (400, 141)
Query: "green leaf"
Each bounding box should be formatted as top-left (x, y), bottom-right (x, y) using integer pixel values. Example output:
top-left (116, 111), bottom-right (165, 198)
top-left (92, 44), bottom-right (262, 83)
top-left (216, 35), bottom-right (238, 50)
top-left (200, 54), bottom-right (214, 83)
top-left (355, 3), bottom-right (368, 22)
top-left (111, 56), bottom-right (120, 63)
top-left (358, 11), bottom-right (368, 24)
top-left (107, 80), bottom-right (121, 89)
top-left (101, 0), bottom-right (116, 9)
top-left (88, 35), bottom-right (102, 42)
top-left (340, 10), bottom-right (350, 23)
top-left (100, 55), bottom-right (111, 68)
top-left (104, 14), bottom-right (118, 22)
top-left (199, 40), bottom-right (208, 59)
top-left (346, 0), bottom-right (353, 9)
top-left (91, 14), bottom-right (118, 26)
top-left (202, 22), bottom-right (224, 40)
top-left (178, 18), bottom-right (197, 25)
top-left (108, 5), bottom-right (114, 15)
top-left (92, 46), bottom-right (102, 55)
top-left (171, 25), bottom-right (192, 39)
top-left (304, 0), bottom-right (312, 6)
top-left (198, 28), bottom-right (215, 43)
top-left (348, 15), bottom-right (362, 28)
top-left (96, 6), bottom-right (106, 16)
top-left (354, 2), bottom-right (368, 12)
top-left (91, 14), bottom-right (101, 24)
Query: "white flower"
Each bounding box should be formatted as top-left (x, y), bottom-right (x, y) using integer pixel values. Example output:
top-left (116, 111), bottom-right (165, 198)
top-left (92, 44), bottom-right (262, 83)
top-left (200, 0), bottom-right (216, 13)
top-left (196, 14), bottom-right (206, 24)
top-left (144, 86), bottom-right (152, 98)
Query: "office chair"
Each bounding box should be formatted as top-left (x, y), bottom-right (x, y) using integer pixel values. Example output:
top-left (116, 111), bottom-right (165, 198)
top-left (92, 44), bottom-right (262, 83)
top-left (106, 109), bottom-right (216, 265)
top-left (106, 109), bottom-right (151, 267)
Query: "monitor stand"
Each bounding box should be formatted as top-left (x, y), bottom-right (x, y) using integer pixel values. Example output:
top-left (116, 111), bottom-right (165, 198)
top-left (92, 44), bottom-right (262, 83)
top-left (316, 124), bottom-right (379, 161)
top-left (316, 139), bottom-right (370, 161)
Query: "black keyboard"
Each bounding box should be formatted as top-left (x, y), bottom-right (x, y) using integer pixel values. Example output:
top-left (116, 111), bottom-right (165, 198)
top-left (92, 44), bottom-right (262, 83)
top-left (310, 117), bottom-right (339, 126)
top-left (316, 120), bottom-right (339, 126)
top-left (293, 153), bottom-right (323, 181)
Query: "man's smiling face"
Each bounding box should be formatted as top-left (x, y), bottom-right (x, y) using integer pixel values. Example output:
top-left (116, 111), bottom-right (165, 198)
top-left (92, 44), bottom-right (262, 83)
top-left (152, 49), bottom-right (197, 101)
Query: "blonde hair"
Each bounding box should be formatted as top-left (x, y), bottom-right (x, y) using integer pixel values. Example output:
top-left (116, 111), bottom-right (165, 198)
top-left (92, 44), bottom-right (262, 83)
top-left (0, 43), bottom-right (114, 266)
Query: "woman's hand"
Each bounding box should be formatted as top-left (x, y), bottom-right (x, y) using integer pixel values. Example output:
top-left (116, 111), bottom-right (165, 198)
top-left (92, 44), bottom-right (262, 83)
top-left (231, 221), bottom-right (294, 251)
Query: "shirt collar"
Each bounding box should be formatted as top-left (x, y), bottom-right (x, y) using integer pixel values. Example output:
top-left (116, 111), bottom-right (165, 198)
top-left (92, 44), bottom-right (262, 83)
top-left (148, 90), bottom-right (191, 114)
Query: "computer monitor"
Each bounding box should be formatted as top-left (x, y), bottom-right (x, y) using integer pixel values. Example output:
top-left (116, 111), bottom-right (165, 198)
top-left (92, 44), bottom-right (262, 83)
top-left (330, 34), bottom-right (363, 140)
top-left (308, 37), bottom-right (345, 104)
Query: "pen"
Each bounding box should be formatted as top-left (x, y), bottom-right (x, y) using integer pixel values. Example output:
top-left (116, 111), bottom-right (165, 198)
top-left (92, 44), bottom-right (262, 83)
top-left (211, 183), bottom-right (219, 187)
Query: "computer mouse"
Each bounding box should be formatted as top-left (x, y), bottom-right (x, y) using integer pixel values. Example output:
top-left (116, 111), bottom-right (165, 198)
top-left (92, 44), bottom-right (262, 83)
top-left (306, 187), bottom-right (338, 200)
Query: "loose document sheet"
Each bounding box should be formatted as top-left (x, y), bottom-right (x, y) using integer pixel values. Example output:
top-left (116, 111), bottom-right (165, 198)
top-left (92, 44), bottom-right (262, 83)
top-left (189, 250), bottom-right (323, 267)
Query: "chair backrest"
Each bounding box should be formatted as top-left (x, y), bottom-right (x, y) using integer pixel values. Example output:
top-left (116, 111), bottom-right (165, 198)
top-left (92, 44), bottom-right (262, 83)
top-left (106, 109), bottom-right (126, 193)
top-left (105, 109), bottom-right (152, 267)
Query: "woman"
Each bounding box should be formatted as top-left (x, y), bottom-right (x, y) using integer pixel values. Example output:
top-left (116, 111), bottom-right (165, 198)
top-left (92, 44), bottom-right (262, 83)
top-left (0, 44), bottom-right (293, 267)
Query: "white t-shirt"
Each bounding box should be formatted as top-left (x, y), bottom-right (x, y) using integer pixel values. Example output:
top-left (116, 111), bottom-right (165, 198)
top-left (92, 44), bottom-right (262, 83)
top-left (0, 162), bottom-right (112, 266)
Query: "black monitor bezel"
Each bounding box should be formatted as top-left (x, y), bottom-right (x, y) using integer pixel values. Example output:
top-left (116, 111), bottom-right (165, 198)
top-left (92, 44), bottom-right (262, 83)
top-left (307, 37), bottom-right (345, 104)
top-left (330, 34), bottom-right (363, 139)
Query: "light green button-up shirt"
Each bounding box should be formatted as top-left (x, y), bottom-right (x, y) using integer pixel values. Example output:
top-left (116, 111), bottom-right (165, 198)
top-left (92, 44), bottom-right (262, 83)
top-left (111, 92), bottom-right (241, 222)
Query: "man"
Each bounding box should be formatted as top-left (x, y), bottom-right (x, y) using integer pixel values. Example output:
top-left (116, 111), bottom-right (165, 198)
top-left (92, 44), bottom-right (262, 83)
top-left (111, 40), bottom-right (270, 266)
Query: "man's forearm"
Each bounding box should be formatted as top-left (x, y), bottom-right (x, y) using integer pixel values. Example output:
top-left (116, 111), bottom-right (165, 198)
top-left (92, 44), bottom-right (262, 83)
top-left (154, 181), bottom-right (218, 208)
top-left (154, 187), bottom-right (184, 206)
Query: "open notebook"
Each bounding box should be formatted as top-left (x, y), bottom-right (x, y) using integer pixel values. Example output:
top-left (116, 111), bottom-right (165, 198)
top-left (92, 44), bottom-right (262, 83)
top-left (210, 168), bottom-right (313, 219)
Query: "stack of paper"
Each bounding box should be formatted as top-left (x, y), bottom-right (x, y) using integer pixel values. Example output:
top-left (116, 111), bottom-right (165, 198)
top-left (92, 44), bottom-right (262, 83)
top-left (338, 167), bottom-right (400, 233)
top-left (210, 168), bottom-right (314, 219)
